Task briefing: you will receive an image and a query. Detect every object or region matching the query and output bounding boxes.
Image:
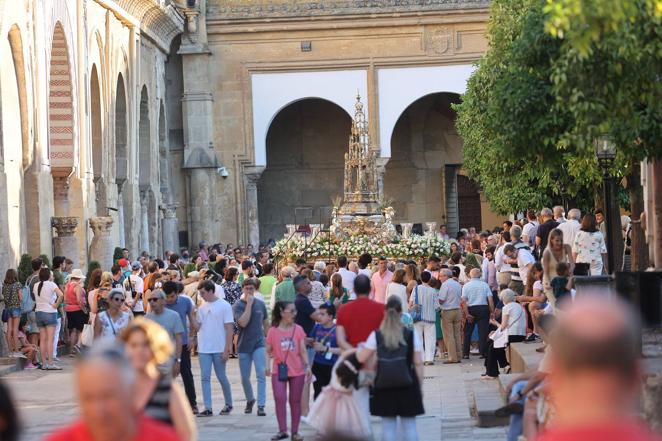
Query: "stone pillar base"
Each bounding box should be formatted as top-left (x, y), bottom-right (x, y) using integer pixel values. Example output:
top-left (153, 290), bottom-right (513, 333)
top-left (89, 216), bottom-right (114, 270)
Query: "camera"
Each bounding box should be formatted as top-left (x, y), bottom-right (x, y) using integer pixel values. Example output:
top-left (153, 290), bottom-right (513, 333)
top-left (217, 166), bottom-right (229, 178)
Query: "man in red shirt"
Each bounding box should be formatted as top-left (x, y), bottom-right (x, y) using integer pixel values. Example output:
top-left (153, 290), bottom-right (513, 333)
top-left (46, 347), bottom-right (182, 441)
top-left (535, 296), bottom-right (661, 441)
top-left (337, 274), bottom-right (385, 349)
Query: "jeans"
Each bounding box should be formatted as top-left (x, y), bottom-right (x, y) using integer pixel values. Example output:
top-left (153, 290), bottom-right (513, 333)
top-left (239, 347), bottom-right (266, 407)
top-left (180, 345), bottom-right (197, 409)
top-left (463, 305), bottom-right (490, 357)
top-left (199, 352), bottom-right (233, 411)
top-left (507, 381), bottom-right (528, 441)
top-left (414, 321), bottom-right (436, 362)
top-left (272, 374), bottom-right (305, 433)
top-left (382, 416), bottom-right (418, 441)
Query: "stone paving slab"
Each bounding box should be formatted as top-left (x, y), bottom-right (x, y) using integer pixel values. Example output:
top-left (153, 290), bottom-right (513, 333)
top-left (4, 353), bottom-right (506, 441)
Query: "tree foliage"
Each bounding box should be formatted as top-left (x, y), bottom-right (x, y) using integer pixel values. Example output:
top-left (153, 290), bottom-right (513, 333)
top-left (455, 0), bottom-right (662, 215)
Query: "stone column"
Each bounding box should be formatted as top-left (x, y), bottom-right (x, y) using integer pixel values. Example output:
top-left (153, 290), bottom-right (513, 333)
top-left (52, 216), bottom-right (80, 268)
top-left (52, 175), bottom-right (71, 217)
top-left (89, 216), bottom-right (114, 270)
top-left (139, 188), bottom-right (150, 254)
top-left (375, 157), bottom-right (389, 202)
top-left (244, 166), bottom-right (265, 248)
top-left (162, 205), bottom-right (179, 254)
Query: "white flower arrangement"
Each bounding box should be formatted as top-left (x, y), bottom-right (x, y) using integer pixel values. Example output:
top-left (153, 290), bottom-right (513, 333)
top-left (272, 233), bottom-right (451, 262)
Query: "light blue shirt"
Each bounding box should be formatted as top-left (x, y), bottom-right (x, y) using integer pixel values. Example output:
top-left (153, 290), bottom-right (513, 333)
top-left (439, 279), bottom-right (462, 310)
top-left (461, 278), bottom-right (491, 307)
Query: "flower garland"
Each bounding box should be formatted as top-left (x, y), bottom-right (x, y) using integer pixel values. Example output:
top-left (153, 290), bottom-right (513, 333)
top-left (272, 234), bottom-right (451, 261)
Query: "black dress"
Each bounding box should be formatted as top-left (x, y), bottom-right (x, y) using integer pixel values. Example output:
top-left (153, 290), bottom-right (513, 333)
top-left (369, 329), bottom-right (425, 417)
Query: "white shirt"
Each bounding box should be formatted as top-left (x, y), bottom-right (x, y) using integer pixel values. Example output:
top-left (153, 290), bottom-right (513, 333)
top-left (385, 282), bottom-right (408, 308)
top-left (358, 268), bottom-right (372, 278)
top-left (34, 281), bottom-right (59, 313)
top-left (522, 221), bottom-right (539, 248)
top-left (196, 298), bottom-right (234, 354)
top-left (502, 302), bottom-right (526, 336)
top-left (517, 248), bottom-right (536, 283)
top-left (338, 267), bottom-right (357, 300)
top-left (558, 219), bottom-right (581, 249)
top-left (364, 329), bottom-right (422, 353)
top-left (214, 283), bottom-right (226, 300)
top-left (495, 243), bottom-right (509, 273)
top-left (124, 274), bottom-right (145, 312)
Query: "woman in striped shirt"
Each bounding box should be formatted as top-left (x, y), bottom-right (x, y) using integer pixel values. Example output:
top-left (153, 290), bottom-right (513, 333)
top-left (408, 271), bottom-right (440, 365)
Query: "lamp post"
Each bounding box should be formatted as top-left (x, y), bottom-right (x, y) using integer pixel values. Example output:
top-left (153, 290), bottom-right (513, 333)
top-left (595, 136), bottom-right (617, 273)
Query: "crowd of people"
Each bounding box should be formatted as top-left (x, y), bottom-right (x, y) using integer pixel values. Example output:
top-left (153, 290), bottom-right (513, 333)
top-left (0, 205), bottom-right (658, 441)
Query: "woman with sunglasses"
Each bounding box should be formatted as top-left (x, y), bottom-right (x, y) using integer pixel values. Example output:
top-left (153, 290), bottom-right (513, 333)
top-left (94, 288), bottom-right (132, 343)
top-left (265, 301), bottom-right (310, 441)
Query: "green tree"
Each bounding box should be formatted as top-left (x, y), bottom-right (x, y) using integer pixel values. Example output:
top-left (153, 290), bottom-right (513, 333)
top-left (86, 261), bottom-right (101, 284)
top-left (18, 254), bottom-right (33, 285)
top-left (113, 247), bottom-right (124, 264)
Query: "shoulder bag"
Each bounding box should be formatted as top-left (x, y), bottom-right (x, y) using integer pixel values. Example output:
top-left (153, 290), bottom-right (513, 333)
top-left (410, 286), bottom-right (422, 323)
top-left (374, 329), bottom-right (414, 389)
top-left (278, 325), bottom-right (298, 382)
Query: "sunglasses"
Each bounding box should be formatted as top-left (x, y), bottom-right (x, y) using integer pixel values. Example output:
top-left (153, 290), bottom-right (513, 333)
top-left (111, 297), bottom-right (124, 303)
top-left (148, 298), bottom-right (162, 303)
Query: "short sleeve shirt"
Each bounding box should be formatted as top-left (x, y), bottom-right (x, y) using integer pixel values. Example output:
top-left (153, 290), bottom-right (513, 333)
top-left (294, 294), bottom-right (316, 335)
top-left (196, 298), bottom-right (234, 353)
top-left (233, 298), bottom-right (268, 353)
top-left (164, 296), bottom-right (193, 345)
top-left (266, 325), bottom-right (307, 377)
top-left (364, 329), bottom-right (423, 352)
top-left (145, 309), bottom-right (185, 343)
top-left (45, 416), bottom-right (181, 441)
top-left (336, 298), bottom-right (385, 347)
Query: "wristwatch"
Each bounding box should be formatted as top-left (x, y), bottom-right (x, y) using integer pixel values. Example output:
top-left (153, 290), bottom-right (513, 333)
top-left (176, 358), bottom-right (181, 363)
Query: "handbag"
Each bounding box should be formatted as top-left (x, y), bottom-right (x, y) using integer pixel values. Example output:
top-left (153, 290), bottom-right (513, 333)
top-left (374, 329), bottom-right (414, 389)
top-left (1, 309), bottom-right (9, 323)
top-left (278, 326), bottom-right (298, 382)
top-left (489, 305), bottom-right (524, 349)
top-left (410, 286), bottom-right (422, 323)
top-left (81, 323), bottom-right (94, 347)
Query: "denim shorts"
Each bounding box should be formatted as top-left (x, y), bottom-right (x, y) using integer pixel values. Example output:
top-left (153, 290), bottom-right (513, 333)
top-left (7, 307), bottom-right (21, 318)
top-left (35, 311), bottom-right (58, 328)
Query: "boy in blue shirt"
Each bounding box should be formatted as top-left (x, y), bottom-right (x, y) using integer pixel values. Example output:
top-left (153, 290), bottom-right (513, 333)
top-left (310, 303), bottom-right (341, 399)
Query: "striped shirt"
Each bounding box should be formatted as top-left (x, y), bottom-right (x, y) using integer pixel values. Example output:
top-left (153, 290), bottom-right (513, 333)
top-left (461, 278), bottom-right (492, 307)
top-left (144, 373), bottom-right (172, 425)
top-left (411, 284), bottom-right (439, 323)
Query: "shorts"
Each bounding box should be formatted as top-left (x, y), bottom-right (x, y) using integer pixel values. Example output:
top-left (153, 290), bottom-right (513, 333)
top-left (6, 307), bottom-right (21, 318)
top-left (35, 311), bottom-right (58, 328)
top-left (24, 311), bottom-right (39, 334)
top-left (66, 310), bottom-right (89, 332)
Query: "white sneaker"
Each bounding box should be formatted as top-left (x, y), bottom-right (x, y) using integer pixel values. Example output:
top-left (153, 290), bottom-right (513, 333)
top-left (16, 352), bottom-right (27, 359)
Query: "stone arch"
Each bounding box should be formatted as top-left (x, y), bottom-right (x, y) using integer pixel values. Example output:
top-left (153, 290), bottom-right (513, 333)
top-left (251, 70), bottom-right (367, 166)
top-left (377, 64), bottom-right (474, 158)
top-left (1, 25), bottom-right (29, 262)
top-left (385, 92), bottom-right (463, 228)
top-left (90, 64), bottom-right (106, 215)
top-left (258, 98), bottom-right (352, 241)
top-left (48, 21), bottom-right (77, 224)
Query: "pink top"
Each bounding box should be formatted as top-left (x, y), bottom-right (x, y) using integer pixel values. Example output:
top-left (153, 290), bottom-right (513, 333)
top-left (266, 324), bottom-right (307, 377)
top-left (370, 270), bottom-right (393, 304)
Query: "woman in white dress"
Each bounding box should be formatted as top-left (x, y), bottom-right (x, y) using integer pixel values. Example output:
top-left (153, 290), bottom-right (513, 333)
top-left (572, 214), bottom-right (607, 275)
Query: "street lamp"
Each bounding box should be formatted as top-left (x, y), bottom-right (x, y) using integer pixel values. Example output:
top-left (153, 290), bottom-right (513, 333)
top-left (595, 136), bottom-right (617, 273)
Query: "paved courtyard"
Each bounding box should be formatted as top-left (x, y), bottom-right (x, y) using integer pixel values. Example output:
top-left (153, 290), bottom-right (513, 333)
top-left (4, 355), bottom-right (506, 441)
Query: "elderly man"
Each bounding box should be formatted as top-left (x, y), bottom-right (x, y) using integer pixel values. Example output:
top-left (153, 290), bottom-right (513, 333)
top-left (505, 226), bottom-right (535, 295)
top-left (535, 297), bottom-right (661, 441)
top-left (145, 289), bottom-right (184, 376)
top-left (273, 265), bottom-right (296, 306)
top-left (522, 209), bottom-right (539, 248)
top-left (370, 256), bottom-right (393, 304)
top-left (553, 205), bottom-right (566, 224)
top-left (536, 207), bottom-right (559, 254)
top-left (312, 261), bottom-right (326, 281)
top-left (438, 268), bottom-right (463, 363)
top-left (558, 208), bottom-right (581, 247)
top-left (461, 268), bottom-right (494, 359)
top-left (46, 346), bottom-right (181, 441)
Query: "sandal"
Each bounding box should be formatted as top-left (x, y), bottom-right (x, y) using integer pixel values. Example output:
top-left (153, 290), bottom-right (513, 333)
top-left (271, 432), bottom-right (288, 440)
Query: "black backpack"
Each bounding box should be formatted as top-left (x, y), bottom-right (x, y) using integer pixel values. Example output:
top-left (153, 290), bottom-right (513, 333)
top-left (374, 328), bottom-right (414, 390)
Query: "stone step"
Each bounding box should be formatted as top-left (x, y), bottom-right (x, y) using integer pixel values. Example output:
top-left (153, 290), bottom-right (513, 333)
top-left (508, 342), bottom-right (544, 374)
top-left (467, 377), bottom-right (509, 428)
top-left (0, 357), bottom-right (23, 376)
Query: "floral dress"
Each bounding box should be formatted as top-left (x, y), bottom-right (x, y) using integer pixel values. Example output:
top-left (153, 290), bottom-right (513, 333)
top-left (572, 230), bottom-right (607, 275)
top-left (221, 280), bottom-right (242, 333)
top-left (2, 282), bottom-right (22, 310)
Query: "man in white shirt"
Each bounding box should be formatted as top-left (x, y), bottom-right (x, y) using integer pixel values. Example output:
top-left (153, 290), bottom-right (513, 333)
top-left (336, 256), bottom-right (357, 300)
top-left (196, 280), bottom-right (234, 417)
top-left (124, 262), bottom-right (145, 314)
top-left (553, 205), bottom-right (567, 224)
top-left (558, 208), bottom-right (581, 247)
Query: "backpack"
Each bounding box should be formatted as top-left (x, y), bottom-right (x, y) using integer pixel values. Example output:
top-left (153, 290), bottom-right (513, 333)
top-left (374, 328), bottom-right (414, 390)
top-left (20, 275), bottom-right (38, 314)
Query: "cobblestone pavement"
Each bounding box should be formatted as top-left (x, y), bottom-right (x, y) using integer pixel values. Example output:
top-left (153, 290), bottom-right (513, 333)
top-left (4, 354), bottom-right (506, 441)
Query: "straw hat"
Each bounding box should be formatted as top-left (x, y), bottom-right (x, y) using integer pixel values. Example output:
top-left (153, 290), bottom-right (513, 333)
top-left (67, 269), bottom-right (86, 280)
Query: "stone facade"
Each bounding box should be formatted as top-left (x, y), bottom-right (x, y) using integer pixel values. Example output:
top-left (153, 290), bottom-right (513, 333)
top-left (167, 0), bottom-right (496, 247)
top-left (0, 0), bottom-right (184, 269)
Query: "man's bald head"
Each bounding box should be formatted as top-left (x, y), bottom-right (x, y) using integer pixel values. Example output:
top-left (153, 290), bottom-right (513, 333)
top-left (551, 295), bottom-right (640, 378)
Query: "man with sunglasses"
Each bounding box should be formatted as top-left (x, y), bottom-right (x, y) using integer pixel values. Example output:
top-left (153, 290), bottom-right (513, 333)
top-left (145, 290), bottom-right (184, 377)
